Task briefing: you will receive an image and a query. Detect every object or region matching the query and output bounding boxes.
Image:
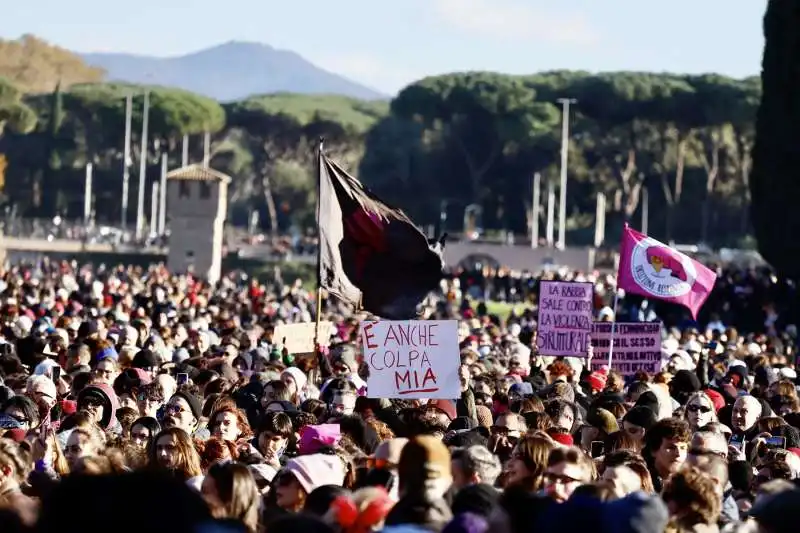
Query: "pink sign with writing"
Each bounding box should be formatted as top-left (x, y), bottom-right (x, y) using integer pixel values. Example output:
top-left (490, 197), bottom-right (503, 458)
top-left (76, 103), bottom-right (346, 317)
top-left (536, 281), bottom-right (593, 356)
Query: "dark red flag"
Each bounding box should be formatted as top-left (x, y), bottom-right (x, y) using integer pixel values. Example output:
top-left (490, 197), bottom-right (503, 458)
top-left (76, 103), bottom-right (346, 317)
top-left (317, 150), bottom-right (444, 319)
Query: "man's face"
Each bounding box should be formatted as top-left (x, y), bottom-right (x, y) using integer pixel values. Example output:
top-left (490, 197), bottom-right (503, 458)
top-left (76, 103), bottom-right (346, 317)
top-left (732, 399), bottom-right (759, 432)
top-left (495, 414), bottom-right (524, 439)
top-left (654, 437), bottom-right (688, 476)
top-left (94, 360), bottom-right (118, 385)
top-left (555, 408), bottom-right (575, 432)
top-left (163, 397), bottom-right (196, 433)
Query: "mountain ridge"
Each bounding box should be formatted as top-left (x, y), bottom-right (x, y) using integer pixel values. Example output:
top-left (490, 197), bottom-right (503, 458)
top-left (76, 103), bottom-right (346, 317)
top-left (79, 40), bottom-right (388, 102)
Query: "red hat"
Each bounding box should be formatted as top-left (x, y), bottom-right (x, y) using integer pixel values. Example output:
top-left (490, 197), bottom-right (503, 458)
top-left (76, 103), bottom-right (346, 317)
top-left (428, 399), bottom-right (457, 421)
top-left (703, 389), bottom-right (725, 412)
top-left (551, 433), bottom-right (574, 446)
top-left (788, 448), bottom-right (800, 458)
top-left (60, 400), bottom-right (78, 416)
top-left (587, 372), bottom-right (607, 393)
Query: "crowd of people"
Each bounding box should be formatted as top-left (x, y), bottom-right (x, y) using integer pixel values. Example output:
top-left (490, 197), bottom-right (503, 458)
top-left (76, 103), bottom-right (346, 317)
top-left (0, 258), bottom-right (796, 533)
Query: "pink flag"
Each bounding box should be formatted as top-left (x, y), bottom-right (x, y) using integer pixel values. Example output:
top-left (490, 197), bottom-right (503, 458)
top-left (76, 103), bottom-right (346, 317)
top-left (617, 225), bottom-right (717, 318)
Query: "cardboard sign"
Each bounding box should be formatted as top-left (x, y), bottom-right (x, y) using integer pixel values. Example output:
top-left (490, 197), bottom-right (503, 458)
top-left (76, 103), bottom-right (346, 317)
top-left (274, 321), bottom-right (334, 354)
top-left (589, 322), bottom-right (662, 375)
top-left (536, 281), bottom-right (593, 356)
top-left (361, 320), bottom-right (460, 399)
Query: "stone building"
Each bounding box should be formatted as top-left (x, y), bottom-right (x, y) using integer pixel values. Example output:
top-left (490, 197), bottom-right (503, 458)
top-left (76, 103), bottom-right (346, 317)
top-left (166, 165), bottom-right (230, 284)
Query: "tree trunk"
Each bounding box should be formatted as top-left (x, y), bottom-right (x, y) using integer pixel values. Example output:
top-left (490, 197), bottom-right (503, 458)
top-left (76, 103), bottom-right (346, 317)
top-left (262, 174), bottom-right (279, 236)
top-left (700, 130), bottom-right (721, 243)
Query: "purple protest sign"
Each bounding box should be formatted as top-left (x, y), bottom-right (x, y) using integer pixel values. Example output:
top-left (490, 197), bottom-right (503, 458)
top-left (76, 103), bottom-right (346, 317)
top-left (589, 322), bottom-right (662, 375)
top-left (536, 281), bottom-right (593, 356)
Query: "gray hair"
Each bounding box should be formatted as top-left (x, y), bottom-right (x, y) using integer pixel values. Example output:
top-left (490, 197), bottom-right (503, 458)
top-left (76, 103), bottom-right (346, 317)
top-left (452, 445), bottom-right (502, 486)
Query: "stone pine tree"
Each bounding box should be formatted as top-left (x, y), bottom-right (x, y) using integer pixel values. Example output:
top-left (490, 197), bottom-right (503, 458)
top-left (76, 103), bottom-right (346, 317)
top-left (751, 0), bottom-right (800, 279)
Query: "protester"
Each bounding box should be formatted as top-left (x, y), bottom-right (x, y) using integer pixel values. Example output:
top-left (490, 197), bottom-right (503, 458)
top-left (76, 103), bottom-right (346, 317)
top-left (0, 254), bottom-right (796, 533)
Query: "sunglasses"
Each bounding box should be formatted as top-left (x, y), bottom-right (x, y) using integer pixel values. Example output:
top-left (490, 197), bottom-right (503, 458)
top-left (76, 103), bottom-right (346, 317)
top-left (687, 404), bottom-right (712, 414)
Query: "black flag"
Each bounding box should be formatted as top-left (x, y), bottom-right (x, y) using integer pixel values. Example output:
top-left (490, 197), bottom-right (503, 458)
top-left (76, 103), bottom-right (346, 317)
top-left (317, 148), bottom-right (445, 319)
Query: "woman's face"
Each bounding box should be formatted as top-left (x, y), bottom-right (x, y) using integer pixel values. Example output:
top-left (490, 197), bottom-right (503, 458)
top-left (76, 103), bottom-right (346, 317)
top-left (275, 473), bottom-right (306, 511)
top-left (281, 376), bottom-right (298, 397)
top-left (155, 434), bottom-right (180, 469)
top-left (686, 398), bottom-right (715, 429)
top-left (118, 393), bottom-right (138, 412)
top-left (258, 432), bottom-right (287, 456)
top-left (130, 423), bottom-right (151, 449)
top-left (262, 386), bottom-right (277, 407)
top-left (211, 412), bottom-right (240, 442)
top-left (65, 432), bottom-right (95, 469)
top-left (504, 447), bottom-right (531, 486)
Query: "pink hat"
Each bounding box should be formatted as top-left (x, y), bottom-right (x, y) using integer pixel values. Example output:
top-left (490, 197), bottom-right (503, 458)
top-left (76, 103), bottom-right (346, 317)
top-left (298, 424), bottom-right (341, 455)
top-left (285, 453), bottom-right (346, 494)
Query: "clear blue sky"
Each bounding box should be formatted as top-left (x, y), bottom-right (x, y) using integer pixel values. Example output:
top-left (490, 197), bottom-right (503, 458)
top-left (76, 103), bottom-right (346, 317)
top-left (3, 0), bottom-right (767, 94)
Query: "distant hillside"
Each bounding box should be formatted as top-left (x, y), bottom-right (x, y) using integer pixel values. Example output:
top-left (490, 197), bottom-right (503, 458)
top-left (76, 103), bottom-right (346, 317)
top-left (80, 41), bottom-right (387, 102)
top-left (0, 34), bottom-right (104, 93)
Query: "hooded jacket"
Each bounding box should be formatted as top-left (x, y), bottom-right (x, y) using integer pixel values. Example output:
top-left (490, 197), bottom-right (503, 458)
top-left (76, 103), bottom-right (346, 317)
top-left (77, 383), bottom-right (120, 434)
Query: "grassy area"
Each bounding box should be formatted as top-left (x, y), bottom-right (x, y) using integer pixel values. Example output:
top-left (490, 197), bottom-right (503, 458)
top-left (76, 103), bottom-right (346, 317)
top-left (472, 300), bottom-right (533, 320)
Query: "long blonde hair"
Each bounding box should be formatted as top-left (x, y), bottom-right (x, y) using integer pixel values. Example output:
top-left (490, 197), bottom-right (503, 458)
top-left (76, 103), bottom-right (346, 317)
top-left (205, 462), bottom-right (261, 533)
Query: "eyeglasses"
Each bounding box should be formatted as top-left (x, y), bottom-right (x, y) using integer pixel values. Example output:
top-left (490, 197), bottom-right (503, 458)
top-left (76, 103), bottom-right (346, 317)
top-left (165, 404), bottom-right (188, 415)
top-left (689, 448), bottom-right (727, 459)
top-left (687, 404), bottom-right (712, 414)
top-left (82, 397), bottom-right (104, 409)
top-left (7, 413), bottom-right (29, 425)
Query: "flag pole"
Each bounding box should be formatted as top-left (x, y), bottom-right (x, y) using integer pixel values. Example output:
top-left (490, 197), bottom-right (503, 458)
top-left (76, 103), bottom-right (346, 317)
top-left (606, 285), bottom-right (620, 370)
top-left (314, 137), bottom-right (325, 347)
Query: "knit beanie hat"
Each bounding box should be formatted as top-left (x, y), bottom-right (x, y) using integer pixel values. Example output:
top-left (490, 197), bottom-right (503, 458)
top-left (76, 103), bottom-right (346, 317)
top-left (397, 436), bottom-right (451, 492)
top-left (285, 453), bottom-right (346, 495)
top-left (623, 406), bottom-right (658, 432)
top-left (586, 371), bottom-right (607, 393)
top-left (475, 405), bottom-right (493, 429)
top-left (586, 407), bottom-right (619, 435)
top-left (172, 391), bottom-right (202, 420)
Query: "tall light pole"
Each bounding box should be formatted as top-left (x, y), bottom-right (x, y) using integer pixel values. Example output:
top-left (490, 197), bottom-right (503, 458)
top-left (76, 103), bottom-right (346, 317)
top-left (159, 153), bottom-right (168, 235)
top-left (557, 98), bottom-right (577, 250)
top-left (181, 134), bottom-right (189, 167)
top-left (531, 172), bottom-right (541, 249)
top-left (121, 93), bottom-right (133, 228)
top-left (135, 89), bottom-right (151, 240)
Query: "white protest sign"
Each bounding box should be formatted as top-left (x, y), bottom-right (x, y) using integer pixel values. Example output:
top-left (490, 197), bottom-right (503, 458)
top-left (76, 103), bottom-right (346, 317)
top-left (274, 321), bottom-right (334, 354)
top-left (361, 320), bottom-right (460, 399)
top-left (589, 322), bottom-right (662, 375)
